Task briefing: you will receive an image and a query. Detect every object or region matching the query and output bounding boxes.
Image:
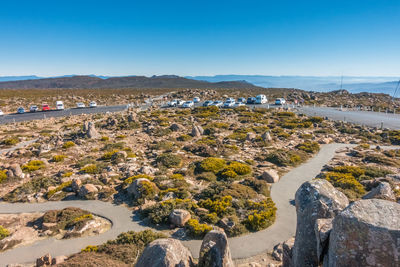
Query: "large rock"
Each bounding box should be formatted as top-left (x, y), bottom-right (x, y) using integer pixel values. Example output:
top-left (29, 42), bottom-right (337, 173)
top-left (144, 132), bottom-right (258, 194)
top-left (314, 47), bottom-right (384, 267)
top-left (86, 121), bottom-right (100, 139)
top-left (126, 178), bottom-right (152, 199)
top-left (292, 179), bottom-right (349, 267)
top-left (282, 237), bottom-right (295, 267)
top-left (314, 218), bottom-right (333, 262)
top-left (136, 238), bottom-right (194, 267)
top-left (78, 184), bottom-right (98, 197)
top-left (7, 164), bottom-right (23, 179)
top-left (327, 199), bottom-right (400, 267)
top-left (36, 253), bottom-right (52, 267)
top-left (261, 169), bottom-right (279, 183)
top-left (169, 209), bottom-right (191, 227)
top-left (362, 182), bottom-right (396, 201)
top-left (262, 131), bottom-right (272, 142)
top-left (191, 125), bottom-right (204, 137)
top-left (198, 230), bottom-right (234, 267)
top-left (71, 178), bottom-right (82, 193)
top-left (170, 123), bottom-right (184, 132)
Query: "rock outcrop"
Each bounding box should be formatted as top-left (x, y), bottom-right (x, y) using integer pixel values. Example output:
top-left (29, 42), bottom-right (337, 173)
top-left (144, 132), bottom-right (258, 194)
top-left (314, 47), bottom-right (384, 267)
top-left (282, 237), bottom-right (295, 267)
top-left (86, 121), bottom-right (100, 139)
top-left (198, 230), bottom-right (234, 267)
top-left (126, 178), bottom-right (154, 199)
top-left (136, 238), bottom-right (194, 267)
top-left (191, 125), bottom-right (204, 137)
top-left (327, 199), bottom-right (400, 267)
top-left (292, 179), bottom-right (349, 267)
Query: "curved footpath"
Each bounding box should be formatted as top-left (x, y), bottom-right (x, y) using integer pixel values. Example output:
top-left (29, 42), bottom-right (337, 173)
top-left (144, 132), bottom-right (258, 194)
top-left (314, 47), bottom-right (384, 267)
top-left (0, 143), bottom-right (352, 266)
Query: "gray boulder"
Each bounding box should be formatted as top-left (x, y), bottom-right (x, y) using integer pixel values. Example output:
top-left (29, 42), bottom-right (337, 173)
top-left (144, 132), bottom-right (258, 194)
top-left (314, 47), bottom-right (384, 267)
top-left (7, 164), bottom-right (23, 178)
top-left (198, 230), bottom-right (234, 267)
top-left (327, 199), bottom-right (400, 267)
top-left (126, 178), bottom-right (151, 199)
top-left (262, 131), bottom-right (272, 142)
top-left (78, 183), bottom-right (98, 198)
top-left (362, 182), bottom-right (396, 201)
top-left (246, 132), bottom-right (256, 141)
top-left (282, 237), bottom-right (295, 267)
top-left (293, 179), bottom-right (349, 267)
top-left (169, 209), bottom-right (191, 227)
top-left (136, 238), bottom-right (194, 267)
top-left (86, 121), bottom-right (100, 139)
top-left (261, 169), bottom-right (279, 183)
top-left (314, 218), bottom-right (333, 262)
top-left (170, 123), bottom-right (184, 132)
top-left (191, 125), bottom-right (204, 137)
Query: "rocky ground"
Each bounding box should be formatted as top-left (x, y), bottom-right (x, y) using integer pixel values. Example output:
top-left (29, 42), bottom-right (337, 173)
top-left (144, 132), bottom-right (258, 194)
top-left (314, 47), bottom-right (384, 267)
top-left (0, 207), bottom-right (110, 253)
top-left (1, 99), bottom-right (400, 266)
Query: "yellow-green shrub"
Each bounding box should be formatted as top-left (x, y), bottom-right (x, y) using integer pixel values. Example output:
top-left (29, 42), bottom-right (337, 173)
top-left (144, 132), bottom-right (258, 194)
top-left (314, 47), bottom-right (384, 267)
top-left (296, 141), bottom-right (320, 153)
top-left (324, 172), bottom-right (366, 196)
top-left (47, 181), bottom-right (72, 199)
top-left (81, 245), bottom-right (98, 252)
top-left (52, 155), bottom-right (66, 162)
top-left (200, 157), bottom-right (226, 174)
top-left (244, 199), bottom-right (276, 231)
top-left (0, 170), bottom-right (7, 183)
top-left (22, 160), bottom-right (45, 172)
top-left (124, 174), bottom-right (153, 185)
top-left (227, 161), bottom-right (251, 175)
top-left (80, 164), bottom-right (100, 174)
top-left (62, 141), bottom-right (75, 149)
top-left (199, 196), bottom-right (232, 216)
top-left (185, 219), bottom-right (212, 238)
top-left (0, 225), bottom-right (9, 240)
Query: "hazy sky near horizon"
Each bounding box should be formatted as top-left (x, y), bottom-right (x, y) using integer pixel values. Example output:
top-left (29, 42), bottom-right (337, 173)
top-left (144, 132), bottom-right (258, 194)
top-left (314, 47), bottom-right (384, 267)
top-left (0, 0), bottom-right (399, 77)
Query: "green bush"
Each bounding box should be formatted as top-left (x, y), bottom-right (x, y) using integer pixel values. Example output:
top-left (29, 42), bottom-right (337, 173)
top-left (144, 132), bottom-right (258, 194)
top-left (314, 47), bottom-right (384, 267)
top-left (296, 141), bottom-right (320, 153)
top-left (62, 141), bottom-right (75, 149)
top-left (265, 150), bottom-right (306, 167)
top-left (200, 157), bottom-right (226, 174)
top-left (307, 116), bottom-right (324, 123)
top-left (144, 199), bottom-right (198, 224)
top-left (324, 172), bottom-right (366, 197)
top-left (43, 207), bottom-right (93, 232)
top-left (52, 155), bottom-right (66, 162)
top-left (199, 196), bottom-right (232, 216)
top-left (226, 161), bottom-right (251, 175)
top-left (22, 160), bottom-right (45, 172)
top-left (157, 153), bottom-right (182, 168)
top-left (177, 134), bottom-right (192, 142)
top-left (0, 225), bottom-right (9, 240)
top-left (244, 199), bottom-right (276, 231)
top-left (80, 164), bottom-right (100, 174)
top-left (185, 219), bottom-right (212, 238)
top-left (332, 166), bottom-right (365, 179)
top-left (0, 170), bottom-right (7, 183)
top-left (101, 150), bottom-right (119, 161)
top-left (46, 181), bottom-right (72, 199)
top-left (3, 137), bottom-right (20, 146)
top-left (196, 172), bottom-right (217, 182)
top-left (3, 176), bottom-right (58, 202)
top-left (82, 245), bottom-right (98, 252)
top-left (124, 174), bottom-right (153, 185)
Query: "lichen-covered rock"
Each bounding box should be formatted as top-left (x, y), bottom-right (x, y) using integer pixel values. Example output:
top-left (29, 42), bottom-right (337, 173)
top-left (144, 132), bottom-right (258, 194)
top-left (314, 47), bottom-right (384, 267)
top-left (282, 237), bottom-right (295, 267)
top-left (327, 199), bottom-right (400, 267)
top-left (261, 170), bottom-right (279, 183)
top-left (261, 131), bottom-right (272, 142)
top-left (78, 184), bottom-right (98, 198)
top-left (169, 209), bottom-right (191, 227)
top-left (7, 164), bottom-right (23, 179)
top-left (293, 179), bottom-right (349, 267)
top-left (86, 121), bottom-right (100, 139)
top-left (198, 230), bottom-right (234, 267)
top-left (191, 125), bottom-right (204, 137)
top-left (126, 178), bottom-right (151, 199)
top-left (314, 218), bottom-right (333, 262)
top-left (362, 182), bottom-right (396, 201)
top-left (136, 238), bottom-right (194, 267)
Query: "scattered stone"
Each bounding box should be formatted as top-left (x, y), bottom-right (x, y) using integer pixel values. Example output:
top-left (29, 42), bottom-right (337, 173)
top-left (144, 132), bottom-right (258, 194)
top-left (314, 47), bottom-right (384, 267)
top-left (191, 125), bottom-right (204, 137)
top-left (261, 170), bottom-right (279, 183)
top-left (282, 237), bottom-right (295, 267)
top-left (314, 218), bottom-right (333, 262)
top-left (362, 182), bottom-right (396, 201)
top-left (328, 199), bottom-right (400, 267)
top-left (271, 243), bottom-right (283, 261)
top-left (51, 255), bottom-right (67, 265)
top-left (218, 217), bottom-right (235, 232)
top-left (7, 164), bottom-right (23, 179)
top-left (71, 179), bottom-right (82, 193)
top-left (261, 131), bottom-right (272, 142)
top-left (170, 123), bottom-right (183, 132)
top-left (246, 132), bottom-right (256, 141)
top-left (169, 209), bottom-right (191, 227)
top-left (126, 178), bottom-right (152, 199)
top-left (78, 184), bottom-right (98, 198)
top-left (293, 179), bottom-right (349, 267)
top-left (136, 238), bottom-right (194, 267)
top-left (198, 230), bottom-right (234, 267)
top-left (36, 253), bottom-right (52, 267)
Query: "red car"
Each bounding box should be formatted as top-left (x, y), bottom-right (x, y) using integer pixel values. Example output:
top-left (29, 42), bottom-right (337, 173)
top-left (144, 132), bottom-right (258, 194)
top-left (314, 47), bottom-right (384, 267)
top-left (42, 104), bottom-right (51, 111)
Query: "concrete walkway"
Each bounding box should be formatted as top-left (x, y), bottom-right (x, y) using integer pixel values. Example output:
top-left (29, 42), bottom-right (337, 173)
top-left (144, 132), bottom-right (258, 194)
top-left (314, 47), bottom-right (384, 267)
top-left (0, 143), bottom-right (353, 265)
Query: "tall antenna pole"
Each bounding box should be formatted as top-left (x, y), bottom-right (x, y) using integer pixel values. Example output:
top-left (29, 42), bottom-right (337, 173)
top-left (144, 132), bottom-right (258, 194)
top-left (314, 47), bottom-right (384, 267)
top-left (339, 75), bottom-right (343, 95)
top-left (392, 79), bottom-right (400, 101)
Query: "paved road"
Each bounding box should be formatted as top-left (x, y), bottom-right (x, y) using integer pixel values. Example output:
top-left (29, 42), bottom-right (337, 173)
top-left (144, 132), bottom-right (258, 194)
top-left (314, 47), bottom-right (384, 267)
top-left (299, 106), bottom-right (400, 130)
top-left (0, 143), bottom-right (354, 266)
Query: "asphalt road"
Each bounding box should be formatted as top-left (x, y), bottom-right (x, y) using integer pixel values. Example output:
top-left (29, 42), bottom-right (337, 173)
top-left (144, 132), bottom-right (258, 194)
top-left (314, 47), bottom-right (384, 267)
top-left (0, 143), bottom-right (353, 266)
top-left (299, 106), bottom-right (400, 130)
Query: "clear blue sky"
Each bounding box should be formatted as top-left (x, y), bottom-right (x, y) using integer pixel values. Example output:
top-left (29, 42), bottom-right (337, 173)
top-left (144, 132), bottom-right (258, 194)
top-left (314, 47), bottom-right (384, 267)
top-left (0, 0), bottom-right (399, 77)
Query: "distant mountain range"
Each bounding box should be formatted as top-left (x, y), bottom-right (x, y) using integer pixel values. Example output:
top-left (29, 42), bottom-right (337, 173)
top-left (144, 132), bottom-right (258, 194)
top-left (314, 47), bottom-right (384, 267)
top-left (0, 75), bottom-right (260, 90)
top-left (186, 75), bottom-right (400, 94)
top-left (0, 74), bottom-right (398, 94)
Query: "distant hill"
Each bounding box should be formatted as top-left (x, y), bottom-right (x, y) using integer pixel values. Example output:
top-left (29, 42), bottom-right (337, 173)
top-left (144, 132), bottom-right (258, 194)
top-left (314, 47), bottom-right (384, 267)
top-left (0, 76), bottom-right (42, 82)
top-left (0, 75), bottom-right (262, 90)
top-left (187, 75), bottom-right (399, 94)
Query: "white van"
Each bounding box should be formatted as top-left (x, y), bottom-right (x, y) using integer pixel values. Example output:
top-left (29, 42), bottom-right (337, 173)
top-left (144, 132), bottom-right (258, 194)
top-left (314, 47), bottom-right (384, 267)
top-left (255, 94), bottom-right (268, 104)
top-left (275, 98), bottom-right (286, 105)
top-left (56, 101), bottom-right (65, 110)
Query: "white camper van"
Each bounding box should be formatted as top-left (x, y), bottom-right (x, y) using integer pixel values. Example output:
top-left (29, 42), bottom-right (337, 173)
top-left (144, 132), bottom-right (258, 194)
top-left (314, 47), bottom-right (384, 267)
top-left (255, 94), bottom-right (268, 104)
top-left (56, 101), bottom-right (65, 110)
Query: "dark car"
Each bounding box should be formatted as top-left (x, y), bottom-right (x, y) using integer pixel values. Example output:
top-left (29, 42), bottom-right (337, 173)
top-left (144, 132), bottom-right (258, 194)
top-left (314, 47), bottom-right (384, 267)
top-left (247, 97), bottom-right (256, 104)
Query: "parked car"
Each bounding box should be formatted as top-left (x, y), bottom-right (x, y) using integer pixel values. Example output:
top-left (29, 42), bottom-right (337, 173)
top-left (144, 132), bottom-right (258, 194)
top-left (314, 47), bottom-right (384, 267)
top-left (76, 102), bottom-right (86, 108)
top-left (168, 99), bottom-right (184, 107)
top-left (17, 107), bottom-right (25, 114)
top-left (42, 104), bottom-right (51, 111)
top-left (255, 94), bottom-right (268, 104)
top-left (89, 101), bottom-right (97, 108)
top-left (203, 100), bottom-right (213, 107)
top-left (247, 97), bottom-right (256, 104)
top-left (0, 110), bottom-right (4, 116)
top-left (237, 97), bottom-right (246, 103)
top-left (211, 100), bottom-right (223, 107)
top-left (275, 98), bottom-right (286, 105)
top-left (193, 97), bottom-right (200, 103)
top-left (56, 101), bottom-right (64, 110)
top-left (30, 105), bottom-right (39, 112)
top-left (233, 102), bottom-right (245, 107)
top-left (223, 98), bottom-right (235, 108)
top-left (182, 101), bottom-right (194, 108)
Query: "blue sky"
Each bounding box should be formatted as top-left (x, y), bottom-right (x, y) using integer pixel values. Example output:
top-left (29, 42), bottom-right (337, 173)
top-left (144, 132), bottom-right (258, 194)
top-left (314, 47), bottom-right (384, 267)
top-left (0, 0), bottom-right (399, 77)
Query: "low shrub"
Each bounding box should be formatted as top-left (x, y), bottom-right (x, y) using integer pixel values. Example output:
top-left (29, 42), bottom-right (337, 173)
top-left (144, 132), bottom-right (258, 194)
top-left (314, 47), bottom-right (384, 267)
top-left (157, 153), bottom-right (182, 168)
top-left (80, 164), bottom-right (100, 174)
top-left (199, 196), bottom-right (232, 216)
top-left (0, 225), bottom-right (9, 240)
top-left (332, 166), bottom-right (365, 179)
top-left (185, 219), bottom-right (212, 238)
top-left (3, 137), bottom-right (20, 146)
top-left (296, 141), bottom-right (320, 153)
top-left (52, 155), bottom-right (66, 162)
top-left (199, 157), bottom-right (226, 174)
top-left (265, 150), bottom-right (306, 167)
top-left (46, 181), bottom-right (72, 199)
top-left (177, 134), bottom-right (192, 142)
top-left (82, 245), bottom-right (98, 252)
top-left (0, 170), bottom-right (7, 183)
top-left (144, 199), bottom-right (198, 224)
top-left (324, 172), bottom-right (366, 197)
top-left (101, 150), bottom-right (119, 161)
top-left (124, 174), bottom-right (153, 185)
top-left (22, 160), bottom-right (45, 172)
top-left (3, 176), bottom-right (59, 202)
top-left (62, 141), bottom-right (75, 149)
top-left (244, 199), bottom-right (276, 231)
top-left (226, 161), bottom-right (251, 175)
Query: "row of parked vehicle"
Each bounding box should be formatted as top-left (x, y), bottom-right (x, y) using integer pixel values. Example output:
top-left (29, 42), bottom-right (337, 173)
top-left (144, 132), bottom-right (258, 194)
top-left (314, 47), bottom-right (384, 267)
top-left (12, 101), bottom-right (98, 115)
top-left (167, 95), bottom-right (287, 109)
